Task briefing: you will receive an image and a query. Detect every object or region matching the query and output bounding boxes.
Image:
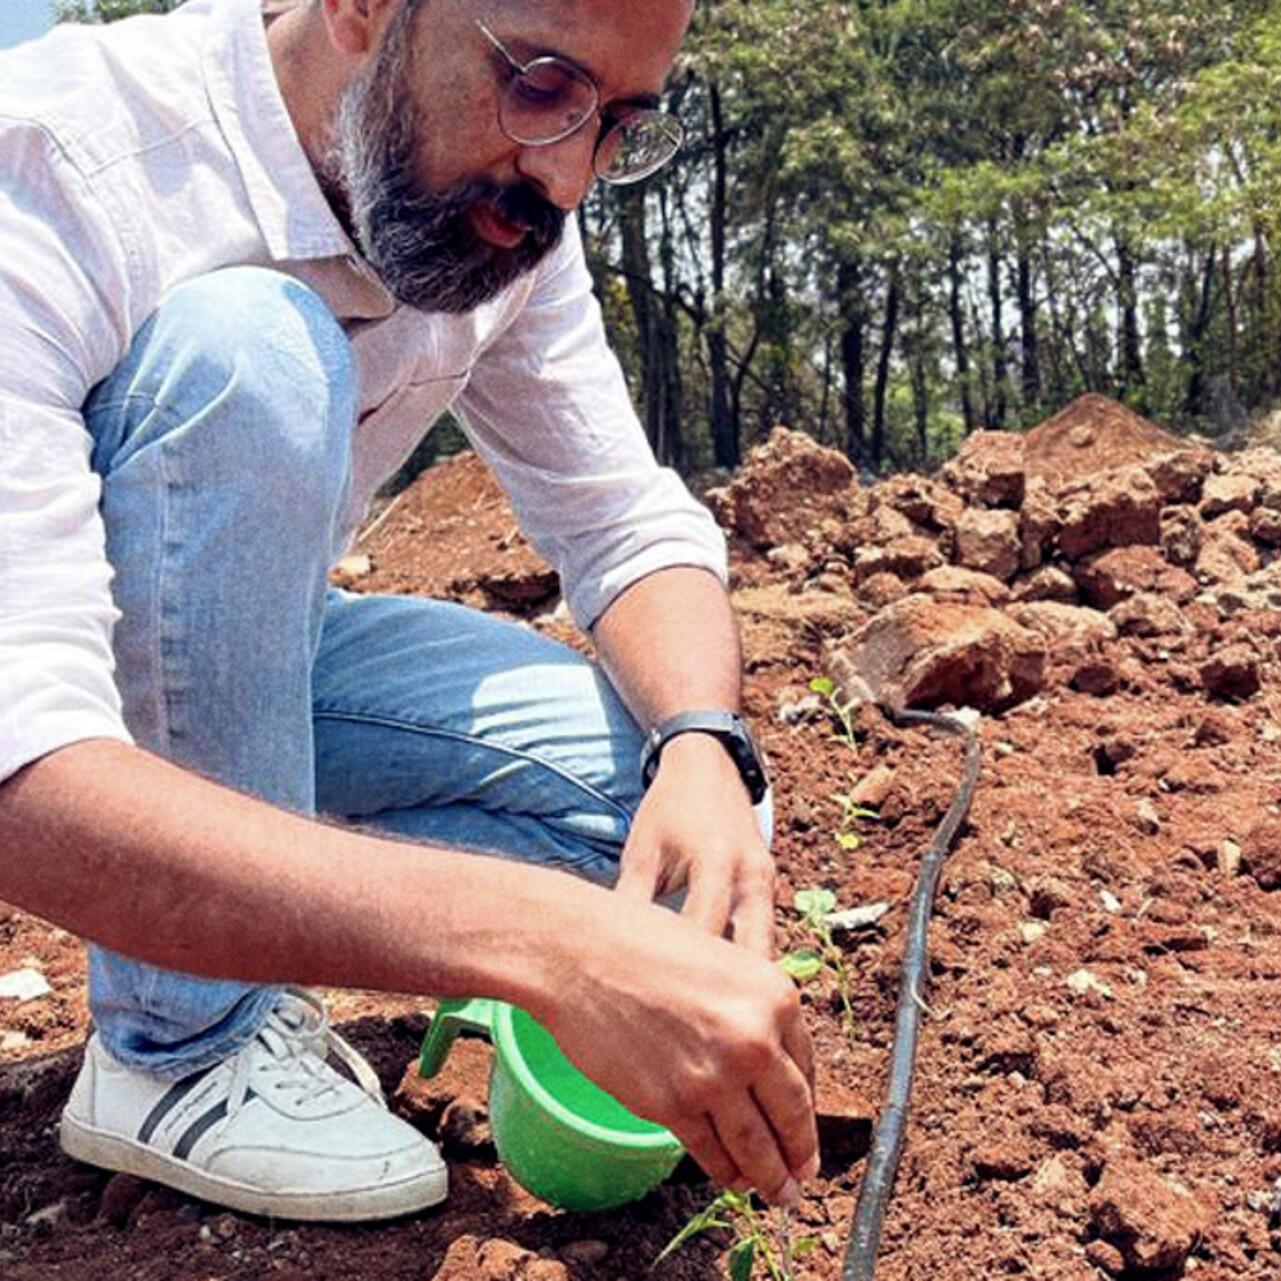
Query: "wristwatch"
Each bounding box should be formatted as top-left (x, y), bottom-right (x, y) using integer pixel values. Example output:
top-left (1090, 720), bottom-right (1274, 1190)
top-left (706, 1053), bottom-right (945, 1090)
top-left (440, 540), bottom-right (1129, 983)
top-left (639, 710), bottom-right (769, 805)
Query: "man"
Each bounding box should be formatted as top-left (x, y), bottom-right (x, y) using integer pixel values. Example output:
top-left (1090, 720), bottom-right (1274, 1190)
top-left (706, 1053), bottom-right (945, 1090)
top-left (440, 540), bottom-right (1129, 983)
top-left (0, 0), bottom-right (818, 1223)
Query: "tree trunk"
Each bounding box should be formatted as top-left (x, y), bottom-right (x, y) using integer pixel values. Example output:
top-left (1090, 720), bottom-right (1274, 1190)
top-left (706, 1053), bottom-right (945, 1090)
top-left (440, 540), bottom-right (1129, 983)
top-left (706, 80), bottom-right (738, 468)
top-left (1116, 236), bottom-right (1145, 401)
top-left (838, 260), bottom-right (867, 463)
top-left (948, 236), bottom-right (975, 434)
top-left (872, 262), bottom-right (901, 471)
top-left (1016, 212), bottom-right (1041, 418)
top-left (986, 219), bottom-right (1008, 427)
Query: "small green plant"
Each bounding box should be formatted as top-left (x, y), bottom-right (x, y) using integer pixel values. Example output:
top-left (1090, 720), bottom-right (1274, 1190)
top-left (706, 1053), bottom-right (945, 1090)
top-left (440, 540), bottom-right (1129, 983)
top-left (808, 677), bottom-right (878, 851)
top-left (655, 1190), bottom-right (817, 1280)
top-left (779, 888), bottom-right (857, 1044)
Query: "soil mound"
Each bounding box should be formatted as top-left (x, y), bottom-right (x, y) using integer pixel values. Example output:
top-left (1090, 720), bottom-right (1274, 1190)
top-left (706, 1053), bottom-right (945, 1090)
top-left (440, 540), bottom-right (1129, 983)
top-left (1024, 393), bottom-right (1186, 490)
top-left (4, 410), bottom-right (1281, 1281)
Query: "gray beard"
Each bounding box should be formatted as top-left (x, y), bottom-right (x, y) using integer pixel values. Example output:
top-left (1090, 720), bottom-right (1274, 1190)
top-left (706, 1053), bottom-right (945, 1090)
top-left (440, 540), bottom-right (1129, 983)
top-left (321, 1), bottom-right (565, 314)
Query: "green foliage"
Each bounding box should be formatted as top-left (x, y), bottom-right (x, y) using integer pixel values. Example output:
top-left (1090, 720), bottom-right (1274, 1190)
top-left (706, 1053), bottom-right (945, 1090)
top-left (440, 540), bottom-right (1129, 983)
top-left (656, 1189), bottom-right (817, 1280)
top-left (56, 0), bottom-right (182, 21)
top-left (781, 888), bottom-right (858, 1045)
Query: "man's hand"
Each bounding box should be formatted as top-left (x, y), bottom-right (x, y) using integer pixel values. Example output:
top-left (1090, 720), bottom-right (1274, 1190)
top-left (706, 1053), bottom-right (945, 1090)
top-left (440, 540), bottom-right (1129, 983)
top-left (615, 731), bottom-right (776, 955)
top-left (542, 894), bottom-right (818, 1205)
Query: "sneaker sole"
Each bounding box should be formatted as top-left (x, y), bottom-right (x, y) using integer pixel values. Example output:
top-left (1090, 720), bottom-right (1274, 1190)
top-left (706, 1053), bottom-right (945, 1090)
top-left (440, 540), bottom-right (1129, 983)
top-left (60, 1112), bottom-right (448, 1222)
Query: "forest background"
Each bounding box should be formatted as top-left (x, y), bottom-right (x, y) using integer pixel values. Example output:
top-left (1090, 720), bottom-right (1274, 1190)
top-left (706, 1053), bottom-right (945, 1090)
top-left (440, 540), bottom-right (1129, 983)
top-left (56, 0), bottom-right (1281, 478)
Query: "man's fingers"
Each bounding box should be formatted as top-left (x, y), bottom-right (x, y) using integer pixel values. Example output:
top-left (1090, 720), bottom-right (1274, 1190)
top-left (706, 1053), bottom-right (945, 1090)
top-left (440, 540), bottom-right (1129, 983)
top-left (614, 847), bottom-right (660, 902)
top-left (780, 997), bottom-right (816, 1102)
top-left (674, 1114), bottom-right (742, 1190)
top-left (708, 1093), bottom-right (798, 1206)
top-left (680, 872), bottom-right (733, 937)
top-left (751, 1057), bottom-right (821, 1183)
top-left (729, 887), bottom-right (775, 956)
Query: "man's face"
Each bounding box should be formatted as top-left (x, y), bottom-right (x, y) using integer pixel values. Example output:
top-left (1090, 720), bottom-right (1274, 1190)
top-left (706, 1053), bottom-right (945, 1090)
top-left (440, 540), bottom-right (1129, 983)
top-left (323, 0), bottom-right (692, 314)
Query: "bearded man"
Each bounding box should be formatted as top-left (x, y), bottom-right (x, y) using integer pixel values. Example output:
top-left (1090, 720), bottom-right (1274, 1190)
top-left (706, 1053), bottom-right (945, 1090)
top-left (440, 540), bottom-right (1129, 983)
top-left (0, 0), bottom-right (818, 1221)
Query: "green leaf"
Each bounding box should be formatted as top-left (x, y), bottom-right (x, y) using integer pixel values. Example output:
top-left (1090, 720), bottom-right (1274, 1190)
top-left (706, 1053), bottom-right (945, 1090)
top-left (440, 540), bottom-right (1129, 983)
top-left (792, 1235), bottom-right (821, 1256)
top-left (836, 832), bottom-right (861, 850)
top-left (728, 1238), bottom-right (756, 1281)
top-left (794, 888), bottom-right (837, 920)
top-left (654, 1203), bottom-right (732, 1266)
top-left (778, 949), bottom-right (823, 981)
top-left (809, 676), bottom-right (835, 696)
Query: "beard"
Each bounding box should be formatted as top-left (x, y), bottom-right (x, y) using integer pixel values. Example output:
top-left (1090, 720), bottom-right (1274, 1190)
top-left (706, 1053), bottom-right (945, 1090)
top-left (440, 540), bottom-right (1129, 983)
top-left (318, 0), bottom-right (566, 314)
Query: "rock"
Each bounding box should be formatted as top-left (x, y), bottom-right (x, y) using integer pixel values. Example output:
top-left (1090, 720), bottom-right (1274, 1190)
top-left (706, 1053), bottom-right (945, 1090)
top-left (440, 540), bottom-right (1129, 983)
top-left (833, 595), bottom-right (1047, 713)
top-left (705, 428), bottom-right (859, 549)
top-left (1145, 447), bottom-right (1218, 504)
top-left (918, 565), bottom-right (1011, 606)
top-left (871, 474), bottom-right (965, 532)
top-left (1108, 592), bottom-right (1189, 638)
top-left (1066, 969), bottom-right (1113, 999)
top-left (0, 968), bottom-right (52, 1002)
top-left (1197, 513), bottom-right (1261, 585)
top-left (1028, 876), bottom-right (1074, 918)
top-left (1088, 1158), bottom-right (1213, 1272)
top-left (1250, 505), bottom-right (1281, 546)
top-left (764, 543), bottom-right (812, 575)
top-left (1224, 447), bottom-right (1281, 506)
top-left (1070, 658), bottom-right (1122, 696)
top-left (395, 1033), bottom-right (492, 1134)
top-left (560, 1240), bottom-right (610, 1266)
top-left (1199, 645), bottom-right (1262, 701)
top-left (1160, 504), bottom-right (1204, 567)
top-left (1218, 839), bottom-right (1243, 878)
top-left (1242, 818), bottom-right (1281, 891)
top-left (330, 553), bottom-right (373, 587)
top-left (1010, 601), bottom-right (1117, 647)
top-left (815, 1073), bottom-right (876, 1164)
top-left (852, 535), bottom-right (944, 583)
top-left (1135, 799), bottom-right (1161, 835)
top-left (1019, 478), bottom-right (1061, 569)
top-left (525, 1260), bottom-right (569, 1281)
top-left (954, 508), bottom-right (1021, 581)
top-left (1012, 565), bottom-right (1077, 603)
top-left (1074, 546), bottom-right (1198, 610)
top-left (1201, 472), bottom-right (1260, 518)
top-left (476, 1238), bottom-right (534, 1281)
top-left (1084, 1239), bottom-right (1126, 1276)
top-left (850, 765), bottom-right (894, 808)
top-left (941, 430), bottom-right (1026, 508)
top-left (969, 1133), bottom-right (1037, 1182)
top-left (1056, 466), bottom-right (1163, 560)
top-left (857, 571), bottom-right (909, 609)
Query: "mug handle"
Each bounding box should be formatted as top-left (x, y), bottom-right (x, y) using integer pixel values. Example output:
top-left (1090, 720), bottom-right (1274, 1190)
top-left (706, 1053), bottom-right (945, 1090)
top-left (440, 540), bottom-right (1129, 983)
top-left (418, 997), bottom-right (496, 1079)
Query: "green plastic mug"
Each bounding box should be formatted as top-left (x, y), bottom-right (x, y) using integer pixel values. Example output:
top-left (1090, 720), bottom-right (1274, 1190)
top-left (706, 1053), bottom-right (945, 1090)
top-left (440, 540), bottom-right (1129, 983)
top-left (419, 998), bottom-right (684, 1211)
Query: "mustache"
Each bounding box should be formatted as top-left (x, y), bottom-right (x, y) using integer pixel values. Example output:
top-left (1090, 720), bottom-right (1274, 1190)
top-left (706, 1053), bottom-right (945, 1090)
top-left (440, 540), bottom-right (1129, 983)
top-left (483, 180), bottom-right (565, 252)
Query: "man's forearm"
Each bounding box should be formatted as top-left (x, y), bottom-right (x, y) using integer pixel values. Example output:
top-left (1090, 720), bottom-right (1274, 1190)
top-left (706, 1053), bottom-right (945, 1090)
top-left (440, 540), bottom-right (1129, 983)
top-left (590, 565), bottom-right (742, 728)
top-left (0, 739), bottom-right (591, 1013)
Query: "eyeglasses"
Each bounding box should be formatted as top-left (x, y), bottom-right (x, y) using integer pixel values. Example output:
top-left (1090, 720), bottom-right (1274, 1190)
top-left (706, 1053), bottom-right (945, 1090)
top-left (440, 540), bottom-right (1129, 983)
top-left (475, 19), bottom-right (684, 185)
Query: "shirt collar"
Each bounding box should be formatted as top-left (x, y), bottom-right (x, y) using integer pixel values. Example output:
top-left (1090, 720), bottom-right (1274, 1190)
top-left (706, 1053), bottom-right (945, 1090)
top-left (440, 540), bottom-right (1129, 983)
top-left (202, 0), bottom-right (395, 318)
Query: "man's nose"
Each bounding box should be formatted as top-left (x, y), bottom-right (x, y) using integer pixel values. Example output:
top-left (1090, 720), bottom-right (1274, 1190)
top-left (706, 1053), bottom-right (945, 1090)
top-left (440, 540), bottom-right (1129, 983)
top-left (515, 125), bottom-right (599, 212)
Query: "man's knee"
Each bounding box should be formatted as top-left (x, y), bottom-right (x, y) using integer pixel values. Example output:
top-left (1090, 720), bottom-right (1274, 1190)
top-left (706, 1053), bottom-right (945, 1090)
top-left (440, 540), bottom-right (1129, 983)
top-left (94, 267), bottom-right (358, 507)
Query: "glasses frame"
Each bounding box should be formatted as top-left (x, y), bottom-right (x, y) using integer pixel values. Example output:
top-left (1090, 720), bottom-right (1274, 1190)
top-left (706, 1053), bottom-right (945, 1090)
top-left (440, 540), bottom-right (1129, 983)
top-left (474, 18), bottom-right (684, 185)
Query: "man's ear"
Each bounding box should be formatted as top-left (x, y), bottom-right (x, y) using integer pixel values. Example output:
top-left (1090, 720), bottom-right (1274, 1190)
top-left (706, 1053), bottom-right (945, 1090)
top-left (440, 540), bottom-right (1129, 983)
top-left (321, 0), bottom-right (399, 57)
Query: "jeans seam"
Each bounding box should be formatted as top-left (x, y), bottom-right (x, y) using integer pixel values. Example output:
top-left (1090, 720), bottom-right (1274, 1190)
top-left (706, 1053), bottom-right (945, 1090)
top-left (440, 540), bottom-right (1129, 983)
top-left (312, 708), bottom-right (635, 823)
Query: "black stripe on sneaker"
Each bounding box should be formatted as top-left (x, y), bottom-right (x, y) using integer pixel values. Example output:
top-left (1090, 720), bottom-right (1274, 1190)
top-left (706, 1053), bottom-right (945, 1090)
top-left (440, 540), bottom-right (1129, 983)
top-left (171, 1088), bottom-right (258, 1162)
top-left (137, 1064), bottom-right (218, 1145)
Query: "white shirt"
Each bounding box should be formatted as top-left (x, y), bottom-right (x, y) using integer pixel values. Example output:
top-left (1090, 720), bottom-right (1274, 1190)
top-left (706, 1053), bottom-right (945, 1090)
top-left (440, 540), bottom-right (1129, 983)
top-left (0, 0), bottom-right (726, 783)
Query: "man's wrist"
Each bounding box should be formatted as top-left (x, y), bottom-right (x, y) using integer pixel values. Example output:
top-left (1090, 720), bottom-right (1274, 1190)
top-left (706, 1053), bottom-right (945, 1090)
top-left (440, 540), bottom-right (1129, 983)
top-left (639, 710), bottom-right (769, 804)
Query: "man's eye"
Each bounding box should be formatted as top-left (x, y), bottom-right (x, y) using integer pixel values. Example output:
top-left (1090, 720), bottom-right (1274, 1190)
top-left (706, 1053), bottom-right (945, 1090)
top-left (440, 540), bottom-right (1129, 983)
top-left (514, 66), bottom-right (576, 108)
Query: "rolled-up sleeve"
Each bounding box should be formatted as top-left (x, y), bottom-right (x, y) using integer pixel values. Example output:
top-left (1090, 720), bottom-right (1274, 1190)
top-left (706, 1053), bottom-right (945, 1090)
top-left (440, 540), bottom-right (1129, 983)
top-left (0, 119), bottom-right (136, 782)
top-left (455, 220), bottom-right (727, 631)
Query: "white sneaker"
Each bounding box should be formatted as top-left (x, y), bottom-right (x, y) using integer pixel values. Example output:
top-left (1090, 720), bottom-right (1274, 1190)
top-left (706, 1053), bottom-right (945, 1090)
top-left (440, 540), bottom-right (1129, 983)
top-left (60, 989), bottom-right (447, 1222)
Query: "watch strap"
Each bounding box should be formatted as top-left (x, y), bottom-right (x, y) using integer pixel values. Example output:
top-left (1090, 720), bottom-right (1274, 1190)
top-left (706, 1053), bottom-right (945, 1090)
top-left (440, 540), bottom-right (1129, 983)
top-left (639, 710), bottom-right (769, 804)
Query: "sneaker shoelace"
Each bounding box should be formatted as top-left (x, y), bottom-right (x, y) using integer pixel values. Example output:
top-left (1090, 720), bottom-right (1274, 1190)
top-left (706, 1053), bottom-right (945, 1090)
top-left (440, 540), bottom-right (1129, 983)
top-left (225, 988), bottom-right (386, 1120)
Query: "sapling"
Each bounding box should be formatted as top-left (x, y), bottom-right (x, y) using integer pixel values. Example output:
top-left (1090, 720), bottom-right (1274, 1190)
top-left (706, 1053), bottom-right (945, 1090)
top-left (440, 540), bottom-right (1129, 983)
top-left (654, 1188), bottom-right (818, 1280)
top-left (779, 888), bottom-right (857, 1045)
top-left (807, 677), bottom-right (878, 851)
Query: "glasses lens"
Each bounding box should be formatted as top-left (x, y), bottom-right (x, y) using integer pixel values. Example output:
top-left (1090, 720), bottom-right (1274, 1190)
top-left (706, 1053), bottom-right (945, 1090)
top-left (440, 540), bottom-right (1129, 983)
top-left (596, 112), bottom-right (684, 184)
top-left (501, 57), bottom-right (597, 144)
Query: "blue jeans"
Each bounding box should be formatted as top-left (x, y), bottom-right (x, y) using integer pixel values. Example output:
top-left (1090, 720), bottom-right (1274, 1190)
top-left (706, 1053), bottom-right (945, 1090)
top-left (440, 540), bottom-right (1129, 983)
top-left (83, 267), bottom-right (653, 1078)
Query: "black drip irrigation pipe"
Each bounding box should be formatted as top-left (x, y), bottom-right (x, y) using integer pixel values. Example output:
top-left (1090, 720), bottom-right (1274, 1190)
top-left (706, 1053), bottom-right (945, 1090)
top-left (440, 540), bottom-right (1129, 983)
top-left (841, 706), bottom-right (983, 1281)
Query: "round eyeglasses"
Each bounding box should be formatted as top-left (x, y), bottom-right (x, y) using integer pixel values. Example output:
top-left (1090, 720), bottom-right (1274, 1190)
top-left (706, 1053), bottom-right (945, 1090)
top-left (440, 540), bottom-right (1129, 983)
top-left (475, 19), bottom-right (684, 186)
